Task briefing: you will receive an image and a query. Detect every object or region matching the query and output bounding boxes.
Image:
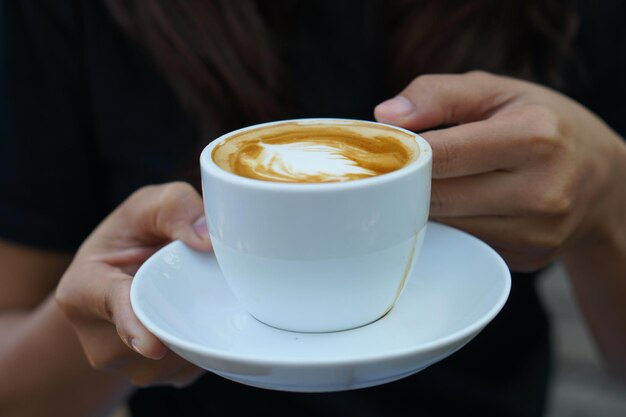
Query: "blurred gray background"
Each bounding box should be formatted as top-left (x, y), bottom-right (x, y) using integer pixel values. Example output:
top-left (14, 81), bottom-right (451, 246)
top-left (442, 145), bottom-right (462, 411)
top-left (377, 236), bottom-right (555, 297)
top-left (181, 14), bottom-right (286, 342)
top-left (538, 264), bottom-right (626, 417)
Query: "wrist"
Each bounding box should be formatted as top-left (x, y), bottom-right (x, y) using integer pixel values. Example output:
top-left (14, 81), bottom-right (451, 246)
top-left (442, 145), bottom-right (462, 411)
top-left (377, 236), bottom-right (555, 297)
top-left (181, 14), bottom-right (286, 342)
top-left (563, 126), bottom-right (626, 261)
top-left (562, 187), bottom-right (626, 268)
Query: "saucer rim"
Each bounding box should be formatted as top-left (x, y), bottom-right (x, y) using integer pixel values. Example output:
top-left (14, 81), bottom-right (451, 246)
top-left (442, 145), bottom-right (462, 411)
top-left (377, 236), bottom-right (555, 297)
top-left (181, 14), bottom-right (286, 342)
top-left (131, 221), bottom-right (511, 367)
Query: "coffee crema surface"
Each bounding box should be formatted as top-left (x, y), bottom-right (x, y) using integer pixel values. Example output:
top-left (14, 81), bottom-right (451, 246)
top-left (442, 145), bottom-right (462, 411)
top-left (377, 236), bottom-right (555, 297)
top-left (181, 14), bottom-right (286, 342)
top-left (212, 122), bottom-right (419, 183)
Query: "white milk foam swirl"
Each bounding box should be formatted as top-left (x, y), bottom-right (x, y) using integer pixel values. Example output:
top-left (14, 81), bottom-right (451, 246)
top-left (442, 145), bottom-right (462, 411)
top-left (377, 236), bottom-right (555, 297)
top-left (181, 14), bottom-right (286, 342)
top-left (254, 141), bottom-right (376, 182)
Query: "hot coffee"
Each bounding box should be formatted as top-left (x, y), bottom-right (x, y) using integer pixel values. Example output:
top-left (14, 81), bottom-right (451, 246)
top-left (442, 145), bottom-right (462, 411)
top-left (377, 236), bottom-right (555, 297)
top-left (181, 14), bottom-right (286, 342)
top-left (201, 118), bottom-right (432, 332)
top-left (212, 121), bottom-right (419, 183)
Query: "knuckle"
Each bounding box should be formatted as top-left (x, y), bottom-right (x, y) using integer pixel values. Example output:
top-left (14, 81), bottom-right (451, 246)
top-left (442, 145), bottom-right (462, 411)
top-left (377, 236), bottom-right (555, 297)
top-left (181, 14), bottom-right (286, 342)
top-left (534, 191), bottom-right (573, 217)
top-left (54, 283), bottom-right (73, 316)
top-left (54, 268), bottom-right (87, 319)
top-left (518, 223), bottom-right (567, 258)
top-left (125, 182), bottom-right (195, 214)
top-left (499, 224), bottom-right (566, 272)
top-left (501, 244), bottom-right (556, 273)
top-left (99, 285), bottom-right (116, 323)
top-left (521, 106), bottom-right (570, 159)
top-left (154, 185), bottom-right (189, 231)
top-left (464, 70), bottom-right (492, 82)
top-left (529, 175), bottom-right (575, 218)
top-left (527, 231), bottom-right (564, 253)
top-left (126, 184), bottom-right (160, 205)
top-left (429, 181), bottom-right (450, 215)
top-left (515, 205), bottom-right (570, 254)
top-left (56, 292), bottom-right (81, 321)
top-left (429, 188), bottom-right (443, 214)
top-left (407, 74), bottom-right (447, 98)
top-left (107, 278), bottom-right (133, 323)
top-left (98, 277), bottom-right (127, 324)
top-left (85, 348), bottom-right (126, 372)
top-left (510, 254), bottom-right (553, 273)
top-left (432, 140), bottom-right (455, 177)
top-left (84, 352), bottom-right (105, 370)
top-left (157, 182), bottom-right (196, 203)
top-left (424, 129), bottom-right (456, 178)
top-left (463, 70), bottom-right (508, 93)
top-left (155, 182), bottom-right (197, 215)
top-left (409, 73), bottom-right (438, 88)
top-left (127, 182), bottom-right (198, 236)
top-left (532, 108), bottom-right (560, 139)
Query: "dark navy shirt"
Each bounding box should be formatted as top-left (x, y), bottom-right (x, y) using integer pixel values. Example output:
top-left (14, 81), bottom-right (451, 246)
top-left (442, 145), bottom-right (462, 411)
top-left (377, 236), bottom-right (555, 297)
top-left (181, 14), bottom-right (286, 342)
top-left (1, 1), bottom-right (624, 416)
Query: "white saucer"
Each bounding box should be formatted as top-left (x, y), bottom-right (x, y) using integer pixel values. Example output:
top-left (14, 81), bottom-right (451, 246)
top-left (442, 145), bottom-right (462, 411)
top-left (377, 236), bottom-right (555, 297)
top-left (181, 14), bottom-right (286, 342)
top-left (131, 221), bottom-right (511, 392)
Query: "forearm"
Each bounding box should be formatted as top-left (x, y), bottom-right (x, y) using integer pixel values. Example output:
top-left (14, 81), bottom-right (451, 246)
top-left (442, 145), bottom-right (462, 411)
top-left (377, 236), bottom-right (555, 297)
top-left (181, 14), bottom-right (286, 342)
top-left (560, 212), bottom-right (626, 380)
top-left (0, 296), bottom-right (134, 417)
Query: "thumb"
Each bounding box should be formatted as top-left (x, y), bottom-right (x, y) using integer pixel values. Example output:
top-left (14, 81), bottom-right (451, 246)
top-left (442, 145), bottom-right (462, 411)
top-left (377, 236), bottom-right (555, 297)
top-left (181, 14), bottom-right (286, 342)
top-left (116, 182), bottom-right (212, 252)
top-left (374, 71), bottom-right (519, 131)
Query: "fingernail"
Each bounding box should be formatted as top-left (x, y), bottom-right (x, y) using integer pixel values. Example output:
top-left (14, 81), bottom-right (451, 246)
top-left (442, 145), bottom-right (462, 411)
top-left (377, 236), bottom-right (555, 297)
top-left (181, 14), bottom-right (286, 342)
top-left (378, 96), bottom-right (414, 117)
top-left (130, 337), bottom-right (146, 355)
top-left (192, 216), bottom-right (209, 238)
top-left (130, 337), bottom-right (166, 360)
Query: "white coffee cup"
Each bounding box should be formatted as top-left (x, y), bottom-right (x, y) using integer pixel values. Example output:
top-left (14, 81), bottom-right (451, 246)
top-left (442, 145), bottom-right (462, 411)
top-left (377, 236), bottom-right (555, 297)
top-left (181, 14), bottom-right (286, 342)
top-left (200, 118), bottom-right (432, 332)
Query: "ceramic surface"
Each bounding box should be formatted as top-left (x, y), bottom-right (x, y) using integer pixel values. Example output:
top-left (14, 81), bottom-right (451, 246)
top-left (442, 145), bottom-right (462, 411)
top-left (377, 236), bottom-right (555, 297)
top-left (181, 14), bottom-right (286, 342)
top-left (131, 221), bottom-right (510, 392)
top-left (200, 118), bottom-right (432, 332)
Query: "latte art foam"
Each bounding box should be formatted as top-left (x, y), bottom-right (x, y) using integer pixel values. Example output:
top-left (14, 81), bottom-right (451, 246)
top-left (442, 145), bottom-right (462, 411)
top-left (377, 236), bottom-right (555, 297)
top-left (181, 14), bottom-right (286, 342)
top-left (254, 142), bottom-right (376, 182)
top-left (212, 122), bottom-right (418, 183)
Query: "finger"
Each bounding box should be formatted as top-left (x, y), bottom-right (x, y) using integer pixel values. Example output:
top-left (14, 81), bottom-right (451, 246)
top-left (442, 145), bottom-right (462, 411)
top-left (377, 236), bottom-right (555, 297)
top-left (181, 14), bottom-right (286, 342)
top-left (421, 113), bottom-right (534, 178)
top-left (72, 320), bottom-right (136, 371)
top-left (76, 323), bottom-right (203, 388)
top-left (135, 182), bottom-right (211, 252)
top-left (121, 351), bottom-right (197, 387)
top-left (58, 262), bottom-right (168, 360)
top-left (374, 71), bottom-right (521, 131)
top-left (71, 319), bottom-right (197, 387)
top-left (91, 247), bottom-right (160, 276)
top-left (90, 246), bottom-right (163, 275)
top-left (79, 332), bottom-right (194, 386)
top-left (431, 216), bottom-right (564, 272)
top-left (419, 98), bottom-right (561, 179)
top-left (430, 173), bottom-right (529, 217)
top-left (155, 362), bottom-right (205, 388)
top-left (91, 247), bottom-right (162, 266)
top-left (108, 278), bottom-right (168, 360)
top-left (109, 182), bottom-right (212, 252)
top-left (169, 365), bottom-right (206, 388)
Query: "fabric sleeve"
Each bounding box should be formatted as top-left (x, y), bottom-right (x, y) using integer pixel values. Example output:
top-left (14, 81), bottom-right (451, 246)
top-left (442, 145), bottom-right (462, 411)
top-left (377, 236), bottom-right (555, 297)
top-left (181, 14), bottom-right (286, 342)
top-left (0, 0), bottom-right (103, 250)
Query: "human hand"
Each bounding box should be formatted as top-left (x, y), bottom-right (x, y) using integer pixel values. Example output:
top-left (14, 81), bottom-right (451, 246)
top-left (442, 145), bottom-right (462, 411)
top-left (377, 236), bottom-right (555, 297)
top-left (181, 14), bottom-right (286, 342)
top-left (375, 71), bottom-right (626, 271)
top-left (56, 182), bottom-right (212, 387)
